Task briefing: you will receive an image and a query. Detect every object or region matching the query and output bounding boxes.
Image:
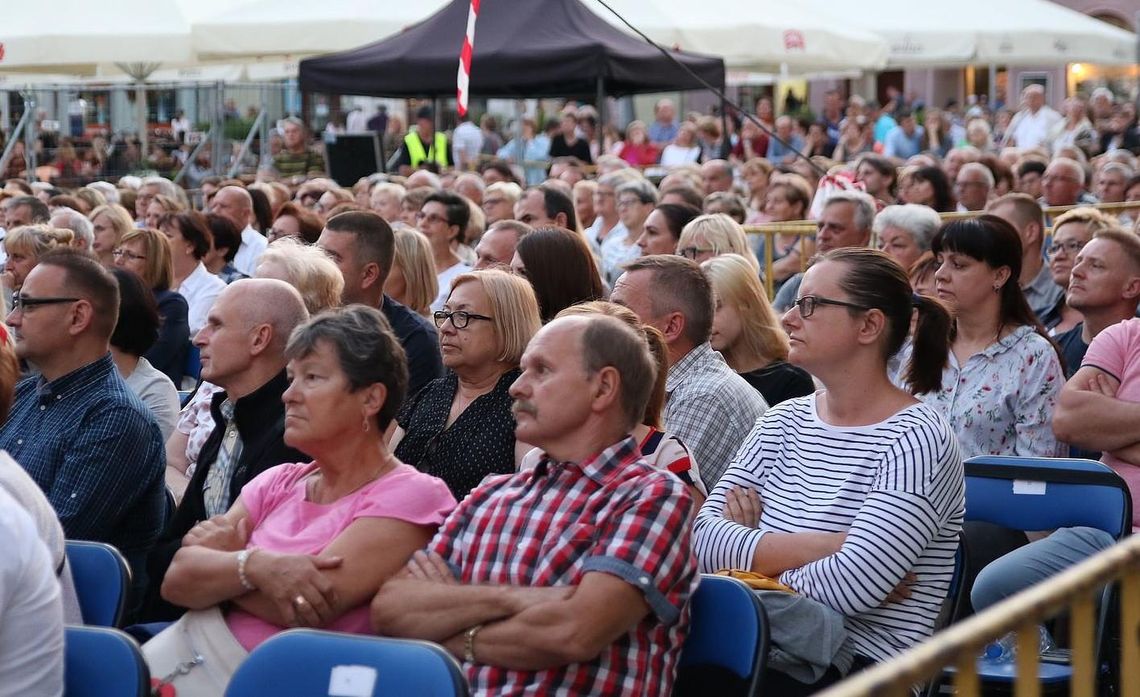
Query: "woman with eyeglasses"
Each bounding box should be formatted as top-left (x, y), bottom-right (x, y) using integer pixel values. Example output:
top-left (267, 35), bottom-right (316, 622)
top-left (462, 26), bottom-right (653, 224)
top-left (115, 229), bottom-right (190, 385)
top-left (675, 213), bottom-right (760, 272)
top-left (604, 180), bottom-right (657, 285)
top-left (694, 248), bottom-right (963, 694)
top-left (390, 270), bottom-right (542, 499)
top-left (1044, 207), bottom-right (1113, 337)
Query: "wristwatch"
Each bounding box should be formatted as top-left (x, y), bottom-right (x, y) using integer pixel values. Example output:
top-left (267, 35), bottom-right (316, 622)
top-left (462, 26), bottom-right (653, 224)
top-left (463, 623), bottom-right (484, 663)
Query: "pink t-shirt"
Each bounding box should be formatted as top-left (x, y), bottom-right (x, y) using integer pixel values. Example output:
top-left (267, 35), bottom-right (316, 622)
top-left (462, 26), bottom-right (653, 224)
top-left (226, 461), bottom-right (456, 651)
top-left (1082, 318), bottom-right (1140, 529)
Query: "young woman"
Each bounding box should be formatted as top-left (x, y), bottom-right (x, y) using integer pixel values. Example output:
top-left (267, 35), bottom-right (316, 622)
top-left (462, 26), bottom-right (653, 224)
top-left (694, 248), bottom-right (963, 694)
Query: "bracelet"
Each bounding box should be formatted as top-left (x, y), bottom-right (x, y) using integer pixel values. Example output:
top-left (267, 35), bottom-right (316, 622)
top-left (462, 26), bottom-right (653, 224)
top-left (463, 623), bottom-right (484, 663)
top-left (237, 548), bottom-right (258, 591)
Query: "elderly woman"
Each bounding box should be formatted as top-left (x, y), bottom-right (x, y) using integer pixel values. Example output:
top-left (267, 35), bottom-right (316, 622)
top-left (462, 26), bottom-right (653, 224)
top-left (635, 203), bottom-right (701, 256)
top-left (4, 225), bottom-right (72, 293)
top-left (116, 228), bottom-right (190, 385)
top-left (617, 120), bottom-right (660, 167)
top-left (511, 226), bottom-right (605, 322)
top-left (676, 213), bottom-right (760, 272)
top-left (89, 202), bottom-right (135, 267)
top-left (695, 248), bottom-right (963, 693)
top-left (149, 305), bottom-right (456, 695)
top-left (873, 204), bottom-right (943, 272)
top-left (160, 211), bottom-right (226, 336)
top-left (602, 179), bottom-right (657, 285)
top-left (109, 268), bottom-right (181, 439)
top-left (762, 174), bottom-right (816, 283)
top-left (269, 202), bottom-right (324, 245)
top-left (391, 270), bottom-right (542, 499)
top-left (384, 228), bottom-right (438, 317)
top-left (703, 254), bottom-right (814, 406)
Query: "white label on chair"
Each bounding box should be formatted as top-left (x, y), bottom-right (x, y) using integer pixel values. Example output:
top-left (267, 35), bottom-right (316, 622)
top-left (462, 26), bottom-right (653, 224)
top-left (1012, 480), bottom-right (1047, 495)
top-left (328, 665), bottom-right (378, 697)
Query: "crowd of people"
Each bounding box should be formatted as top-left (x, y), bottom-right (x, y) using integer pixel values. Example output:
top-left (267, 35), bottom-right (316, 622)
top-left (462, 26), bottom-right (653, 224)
top-left (1, 80), bottom-right (1140, 697)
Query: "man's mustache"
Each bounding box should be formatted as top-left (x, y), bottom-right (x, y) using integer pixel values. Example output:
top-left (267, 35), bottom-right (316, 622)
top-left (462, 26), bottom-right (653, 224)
top-left (511, 400), bottom-right (537, 417)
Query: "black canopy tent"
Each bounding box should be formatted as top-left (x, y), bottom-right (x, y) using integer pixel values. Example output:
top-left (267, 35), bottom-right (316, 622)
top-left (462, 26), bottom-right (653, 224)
top-left (298, 0), bottom-right (725, 140)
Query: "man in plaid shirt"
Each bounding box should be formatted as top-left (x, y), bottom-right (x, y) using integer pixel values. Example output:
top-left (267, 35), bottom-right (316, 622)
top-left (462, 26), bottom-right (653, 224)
top-left (372, 314), bottom-right (698, 696)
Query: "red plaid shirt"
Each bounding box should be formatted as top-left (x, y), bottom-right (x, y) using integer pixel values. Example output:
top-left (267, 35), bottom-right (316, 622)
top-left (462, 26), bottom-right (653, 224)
top-left (429, 436), bottom-right (697, 696)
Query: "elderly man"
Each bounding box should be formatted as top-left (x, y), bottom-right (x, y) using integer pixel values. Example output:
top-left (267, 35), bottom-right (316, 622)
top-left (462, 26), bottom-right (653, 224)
top-left (699, 159), bottom-right (733, 195)
top-left (514, 185), bottom-right (577, 230)
top-left (1005, 84), bottom-right (1062, 150)
top-left (648, 98), bottom-right (679, 148)
top-left (372, 314), bottom-right (698, 695)
top-left (0, 250), bottom-right (165, 604)
top-left (49, 207), bottom-right (94, 251)
top-left (474, 220), bottom-right (533, 271)
top-left (272, 116), bottom-right (327, 180)
top-left (481, 182), bottom-right (522, 225)
top-left (766, 116), bottom-right (805, 164)
top-left (317, 211), bottom-right (442, 396)
top-left (612, 255), bottom-right (766, 488)
top-left (5, 196), bottom-right (49, 229)
top-left (955, 162), bottom-right (995, 212)
top-left (142, 278), bottom-right (309, 621)
top-left (209, 186), bottom-right (269, 276)
top-left (1040, 158), bottom-right (1097, 208)
top-left (988, 193), bottom-right (1064, 322)
top-left (774, 190), bottom-right (876, 312)
top-left (1094, 162), bottom-right (1133, 204)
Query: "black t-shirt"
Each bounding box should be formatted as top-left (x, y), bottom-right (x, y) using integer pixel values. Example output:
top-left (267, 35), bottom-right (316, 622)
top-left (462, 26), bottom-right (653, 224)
top-left (549, 134), bottom-right (594, 164)
top-left (739, 361), bottom-right (816, 407)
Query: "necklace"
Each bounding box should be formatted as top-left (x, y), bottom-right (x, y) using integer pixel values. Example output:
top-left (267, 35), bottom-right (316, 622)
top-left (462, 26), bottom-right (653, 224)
top-left (307, 454), bottom-right (394, 504)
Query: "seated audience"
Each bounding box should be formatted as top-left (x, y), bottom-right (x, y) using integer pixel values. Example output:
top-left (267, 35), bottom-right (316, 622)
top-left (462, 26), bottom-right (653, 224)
top-left (612, 255), bottom-right (767, 489)
top-left (384, 228), bottom-right (437, 317)
top-left (392, 270), bottom-right (541, 498)
top-left (511, 226), bottom-right (605, 322)
top-left (268, 202), bottom-right (324, 245)
top-left (203, 213), bottom-right (249, 284)
top-left (702, 191), bottom-right (747, 224)
top-left (474, 220), bottom-right (532, 271)
top-left (0, 250), bottom-right (165, 608)
top-left (1046, 207), bottom-right (1114, 337)
top-left (636, 203), bottom-right (701, 256)
top-left (987, 193), bottom-right (1063, 325)
top-left (617, 120), bottom-right (660, 166)
top-left (917, 216), bottom-right (1065, 457)
top-left (116, 228), bottom-right (190, 384)
top-left (369, 183), bottom-right (407, 225)
top-left (903, 166), bottom-right (956, 213)
top-left (110, 269), bottom-right (180, 440)
top-left (418, 191), bottom-right (472, 312)
top-left (160, 211), bottom-right (226, 336)
top-left (694, 248), bottom-right (963, 694)
top-left (208, 186), bottom-right (268, 276)
top-left (761, 175), bottom-right (815, 283)
top-left (676, 213), bottom-right (760, 271)
top-left (702, 254), bottom-right (815, 405)
top-left (50, 207), bottom-right (94, 253)
top-left (873, 204), bottom-right (942, 272)
top-left (604, 180), bottom-right (657, 285)
top-left (89, 203), bottom-right (135, 267)
top-left (371, 313), bottom-right (697, 695)
top-left (147, 306), bottom-right (456, 694)
top-left (4, 224), bottom-right (73, 292)
top-left (480, 182), bottom-right (522, 226)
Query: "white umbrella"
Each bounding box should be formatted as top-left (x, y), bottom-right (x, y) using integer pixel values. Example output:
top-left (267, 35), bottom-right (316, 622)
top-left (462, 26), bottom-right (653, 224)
top-left (594, 0), bottom-right (890, 74)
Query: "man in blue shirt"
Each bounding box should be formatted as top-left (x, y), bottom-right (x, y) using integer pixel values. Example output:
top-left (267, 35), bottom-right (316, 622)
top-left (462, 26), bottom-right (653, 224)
top-left (883, 110), bottom-right (925, 160)
top-left (0, 249), bottom-right (165, 602)
top-left (647, 98), bottom-right (679, 148)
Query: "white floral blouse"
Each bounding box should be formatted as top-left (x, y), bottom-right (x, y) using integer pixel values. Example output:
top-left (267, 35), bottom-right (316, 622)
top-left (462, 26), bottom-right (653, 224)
top-left (916, 324), bottom-right (1067, 458)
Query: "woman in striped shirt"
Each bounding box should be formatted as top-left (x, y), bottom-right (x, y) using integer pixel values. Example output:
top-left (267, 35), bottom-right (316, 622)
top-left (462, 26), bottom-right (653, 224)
top-left (694, 248), bottom-right (965, 694)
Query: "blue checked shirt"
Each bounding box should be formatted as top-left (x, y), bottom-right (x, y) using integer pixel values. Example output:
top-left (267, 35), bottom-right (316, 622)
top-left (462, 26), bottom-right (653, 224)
top-left (0, 353), bottom-right (166, 557)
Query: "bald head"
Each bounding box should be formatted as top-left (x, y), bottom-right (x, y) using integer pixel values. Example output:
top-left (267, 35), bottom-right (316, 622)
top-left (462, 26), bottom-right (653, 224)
top-left (210, 185), bottom-right (253, 230)
top-left (228, 278), bottom-right (310, 353)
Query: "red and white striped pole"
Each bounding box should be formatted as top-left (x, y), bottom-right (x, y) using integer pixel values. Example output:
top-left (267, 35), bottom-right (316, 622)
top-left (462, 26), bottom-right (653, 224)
top-left (456, 0), bottom-right (481, 117)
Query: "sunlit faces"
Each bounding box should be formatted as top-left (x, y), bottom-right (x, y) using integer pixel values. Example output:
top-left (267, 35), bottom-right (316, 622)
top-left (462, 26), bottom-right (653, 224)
top-left (876, 226), bottom-right (923, 271)
top-left (779, 260), bottom-right (866, 372)
top-left (636, 209), bottom-right (677, 256)
top-left (1067, 237), bottom-right (1137, 312)
top-left (437, 280), bottom-right (499, 371)
top-left (1047, 221), bottom-right (1093, 289)
top-left (508, 318), bottom-right (595, 447)
top-left (283, 339), bottom-right (372, 450)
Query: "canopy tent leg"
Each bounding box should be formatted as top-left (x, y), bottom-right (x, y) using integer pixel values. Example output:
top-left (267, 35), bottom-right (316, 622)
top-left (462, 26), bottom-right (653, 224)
top-left (0, 103), bottom-right (33, 180)
top-left (135, 81), bottom-right (148, 164)
top-left (988, 64), bottom-right (998, 108)
top-left (24, 93), bottom-right (37, 183)
top-left (721, 95), bottom-right (729, 159)
top-left (596, 76), bottom-right (606, 156)
top-left (211, 81), bottom-right (225, 178)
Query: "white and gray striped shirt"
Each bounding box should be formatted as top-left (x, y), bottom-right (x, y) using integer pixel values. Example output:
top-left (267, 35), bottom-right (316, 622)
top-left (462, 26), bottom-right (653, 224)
top-left (694, 394), bottom-right (964, 663)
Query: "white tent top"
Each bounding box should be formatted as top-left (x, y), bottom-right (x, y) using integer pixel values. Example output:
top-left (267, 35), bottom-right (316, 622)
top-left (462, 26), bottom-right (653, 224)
top-left (826, 0), bottom-right (1135, 67)
top-left (595, 0), bottom-right (890, 74)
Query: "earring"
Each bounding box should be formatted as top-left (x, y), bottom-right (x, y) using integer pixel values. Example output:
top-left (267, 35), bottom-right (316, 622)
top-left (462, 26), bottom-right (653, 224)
top-left (993, 285), bottom-right (1001, 292)
top-left (361, 415), bottom-right (371, 433)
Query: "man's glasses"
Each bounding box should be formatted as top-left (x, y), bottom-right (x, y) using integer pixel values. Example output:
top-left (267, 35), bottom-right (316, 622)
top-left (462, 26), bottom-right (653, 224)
top-left (791, 294), bottom-right (871, 319)
top-left (678, 247), bottom-right (716, 260)
top-left (11, 293), bottom-right (80, 312)
top-left (112, 249), bottom-right (145, 262)
top-left (433, 309), bottom-right (494, 329)
top-left (1047, 240), bottom-right (1087, 256)
top-left (417, 212), bottom-right (451, 226)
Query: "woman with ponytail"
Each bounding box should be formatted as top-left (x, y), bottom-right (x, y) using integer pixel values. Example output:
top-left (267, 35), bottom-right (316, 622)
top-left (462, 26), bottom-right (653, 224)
top-left (694, 248), bottom-right (964, 693)
top-left (921, 215), bottom-right (1066, 457)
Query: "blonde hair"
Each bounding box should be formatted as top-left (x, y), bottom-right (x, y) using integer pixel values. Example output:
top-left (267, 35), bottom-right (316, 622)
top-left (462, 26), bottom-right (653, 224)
top-left (254, 237), bottom-right (344, 315)
top-left (6, 225), bottom-right (74, 259)
top-left (119, 228), bottom-right (175, 290)
top-left (702, 254), bottom-right (789, 366)
top-left (392, 229), bottom-right (438, 317)
top-left (88, 203), bottom-right (135, 248)
top-left (678, 214), bottom-right (760, 271)
top-left (1052, 206), bottom-right (1114, 234)
top-left (448, 269), bottom-right (541, 365)
top-left (485, 181), bottom-right (522, 204)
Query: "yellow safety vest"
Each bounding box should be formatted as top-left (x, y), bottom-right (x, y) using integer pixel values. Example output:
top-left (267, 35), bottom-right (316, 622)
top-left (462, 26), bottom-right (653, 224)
top-left (404, 131), bottom-right (449, 168)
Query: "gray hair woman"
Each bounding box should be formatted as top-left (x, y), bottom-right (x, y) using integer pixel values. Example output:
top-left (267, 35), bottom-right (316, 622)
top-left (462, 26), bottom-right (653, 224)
top-left (873, 204), bottom-right (943, 271)
top-left (153, 305), bottom-right (456, 693)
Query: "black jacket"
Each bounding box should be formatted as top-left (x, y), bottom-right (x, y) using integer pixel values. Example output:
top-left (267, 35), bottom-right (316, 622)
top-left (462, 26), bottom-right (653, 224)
top-left (141, 370), bottom-right (306, 621)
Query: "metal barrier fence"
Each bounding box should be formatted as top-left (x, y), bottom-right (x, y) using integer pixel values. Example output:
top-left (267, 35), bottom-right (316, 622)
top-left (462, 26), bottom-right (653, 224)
top-left (815, 533), bottom-right (1140, 697)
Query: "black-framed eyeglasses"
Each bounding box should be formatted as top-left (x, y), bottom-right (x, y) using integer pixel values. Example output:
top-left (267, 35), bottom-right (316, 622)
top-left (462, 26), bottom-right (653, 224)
top-left (791, 294), bottom-right (871, 319)
top-left (11, 294), bottom-right (80, 312)
top-left (1047, 239), bottom-right (1087, 256)
top-left (416, 211), bottom-right (451, 226)
top-left (678, 246), bottom-right (716, 260)
top-left (433, 309), bottom-right (494, 329)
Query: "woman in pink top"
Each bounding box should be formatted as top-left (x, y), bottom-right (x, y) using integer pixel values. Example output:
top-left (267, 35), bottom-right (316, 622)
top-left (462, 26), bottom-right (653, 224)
top-left (153, 306), bottom-right (456, 685)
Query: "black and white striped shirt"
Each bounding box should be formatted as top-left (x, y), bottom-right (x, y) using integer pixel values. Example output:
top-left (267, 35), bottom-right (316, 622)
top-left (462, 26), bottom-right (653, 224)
top-left (694, 394), bottom-right (964, 662)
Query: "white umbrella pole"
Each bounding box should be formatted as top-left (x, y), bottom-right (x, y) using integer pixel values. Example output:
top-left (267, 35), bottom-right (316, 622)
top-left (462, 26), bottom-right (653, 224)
top-left (136, 81), bottom-right (148, 165)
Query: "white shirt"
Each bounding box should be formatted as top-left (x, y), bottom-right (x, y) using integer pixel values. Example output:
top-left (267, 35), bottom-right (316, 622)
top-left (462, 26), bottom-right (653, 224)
top-left (452, 121), bottom-right (483, 168)
top-left (233, 224), bottom-right (268, 277)
top-left (432, 261), bottom-right (473, 312)
top-left (1008, 106), bottom-right (1062, 150)
top-left (345, 109), bottom-right (369, 134)
top-left (179, 262), bottom-right (226, 336)
top-left (0, 485), bottom-right (63, 697)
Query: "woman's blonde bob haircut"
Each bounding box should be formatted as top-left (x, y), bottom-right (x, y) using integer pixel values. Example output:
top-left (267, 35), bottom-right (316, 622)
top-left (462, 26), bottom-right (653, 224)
top-left (677, 214), bottom-right (760, 271)
top-left (447, 269), bottom-right (541, 366)
top-left (119, 228), bottom-right (175, 290)
top-left (255, 237), bottom-right (345, 315)
top-left (392, 228), bottom-right (438, 317)
top-left (701, 253), bottom-right (789, 366)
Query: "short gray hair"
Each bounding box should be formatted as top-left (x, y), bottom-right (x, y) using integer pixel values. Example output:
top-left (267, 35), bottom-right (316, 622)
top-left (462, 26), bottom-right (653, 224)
top-left (285, 304), bottom-right (408, 430)
top-left (597, 169), bottom-right (643, 190)
top-left (50, 209), bottom-right (94, 248)
top-left (873, 204), bottom-right (942, 252)
top-left (615, 178), bottom-right (659, 206)
top-left (824, 190), bottom-right (876, 233)
top-left (958, 162), bottom-right (995, 189)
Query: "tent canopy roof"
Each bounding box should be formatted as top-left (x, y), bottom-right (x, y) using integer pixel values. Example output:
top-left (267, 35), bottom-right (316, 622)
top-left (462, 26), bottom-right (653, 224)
top-left (298, 0), bottom-right (725, 98)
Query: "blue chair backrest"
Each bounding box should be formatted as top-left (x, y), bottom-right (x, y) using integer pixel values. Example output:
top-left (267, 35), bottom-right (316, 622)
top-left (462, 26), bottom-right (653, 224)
top-left (64, 625), bottom-right (149, 697)
top-left (66, 540), bottom-right (130, 627)
top-left (225, 629), bottom-right (470, 697)
top-left (964, 456), bottom-right (1131, 539)
top-left (183, 343), bottom-right (200, 382)
top-left (678, 574), bottom-right (769, 693)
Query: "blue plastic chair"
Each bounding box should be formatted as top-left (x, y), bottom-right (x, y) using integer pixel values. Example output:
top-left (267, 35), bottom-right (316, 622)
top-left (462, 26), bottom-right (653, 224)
top-left (64, 625), bottom-right (149, 697)
top-left (183, 343), bottom-right (200, 383)
top-left (66, 540), bottom-right (131, 628)
top-left (225, 629), bottom-right (470, 697)
top-left (675, 574), bottom-right (769, 697)
top-left (958, 456), bottom-right (1132, 688)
